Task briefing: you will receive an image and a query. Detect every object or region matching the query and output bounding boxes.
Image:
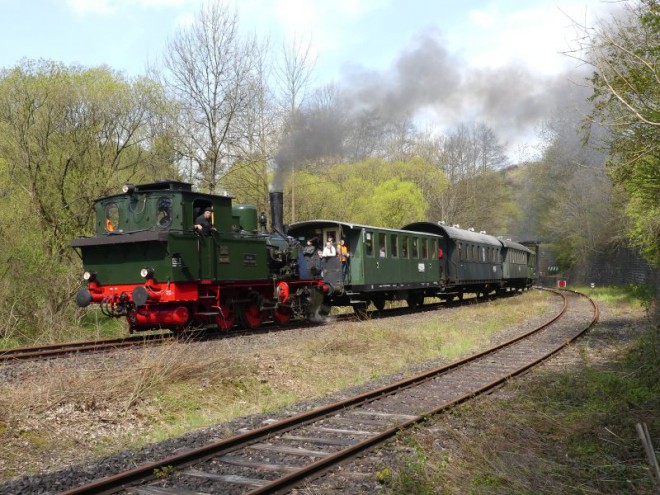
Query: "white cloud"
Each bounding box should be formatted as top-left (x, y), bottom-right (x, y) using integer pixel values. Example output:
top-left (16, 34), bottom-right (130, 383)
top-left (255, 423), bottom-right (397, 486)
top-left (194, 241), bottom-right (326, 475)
top-left (449, 2), bottom-right (609, 75)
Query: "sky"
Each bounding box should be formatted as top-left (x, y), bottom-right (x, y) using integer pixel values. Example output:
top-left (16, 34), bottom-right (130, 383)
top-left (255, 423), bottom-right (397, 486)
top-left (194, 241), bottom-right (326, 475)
top-left (0, 0), bottom-right (616, 158)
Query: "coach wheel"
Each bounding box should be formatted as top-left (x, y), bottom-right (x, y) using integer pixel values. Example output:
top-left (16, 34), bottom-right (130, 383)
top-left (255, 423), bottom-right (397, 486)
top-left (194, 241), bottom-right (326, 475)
top-left (215, 301), bottom-right (235, 330)
top-left (273, 306), bottom-right (292, 325)
top-left (407, 293), bottom-right (423, 309)
top-left (372, 295), bottom-right (386, 311)
top-left (239, 303), bottom-right (264, 329)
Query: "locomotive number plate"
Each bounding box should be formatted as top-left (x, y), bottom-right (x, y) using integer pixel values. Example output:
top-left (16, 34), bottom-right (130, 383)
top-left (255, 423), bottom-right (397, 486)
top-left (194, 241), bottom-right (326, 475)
top-left (243, 254), bottom-right (257, 266)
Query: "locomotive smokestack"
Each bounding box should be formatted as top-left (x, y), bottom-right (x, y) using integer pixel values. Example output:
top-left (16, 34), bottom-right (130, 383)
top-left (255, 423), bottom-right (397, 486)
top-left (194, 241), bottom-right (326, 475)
top-left (269, 191), bottom-right (284, 234)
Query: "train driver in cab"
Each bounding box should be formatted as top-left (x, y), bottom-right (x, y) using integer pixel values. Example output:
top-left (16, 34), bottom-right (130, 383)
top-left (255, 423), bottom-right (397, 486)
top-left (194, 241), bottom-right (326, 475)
top-left (194, 207), bottom-right (215, 235)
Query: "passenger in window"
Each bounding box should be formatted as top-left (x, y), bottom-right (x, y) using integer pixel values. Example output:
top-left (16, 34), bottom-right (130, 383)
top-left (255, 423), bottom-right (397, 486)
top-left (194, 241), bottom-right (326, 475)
top-left (303, 239), bottom-right (321, 276)
top-left (194, 207), bottom-right (215, 235)
top-left (338, 239), bottom-right (350, 280)
top-left (321, 239), bottom-right (336, 275)
top-left (379, 246), bottom-right (386, 258)
top-left (322, 239), bottom-right (336, 258)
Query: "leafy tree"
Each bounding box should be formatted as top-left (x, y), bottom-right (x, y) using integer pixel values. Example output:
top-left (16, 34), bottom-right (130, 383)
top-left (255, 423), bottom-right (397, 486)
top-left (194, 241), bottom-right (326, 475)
top-left (577, 0), bottom-right (660, 265)
top-left (361, 178), bottom-right (427, 228)
top-left (0, 60), bottom-right (177, 340)
top-left (285, 170), bottom-right (343, 221)
top-left (284, 158), bottom-right (439, 228)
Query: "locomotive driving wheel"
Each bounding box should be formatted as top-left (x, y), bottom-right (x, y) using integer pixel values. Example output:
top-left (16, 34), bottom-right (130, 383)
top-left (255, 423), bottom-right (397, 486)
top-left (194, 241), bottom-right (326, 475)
top-left (215, 300), bottom-right (235, 330)
top-left (239, 303), bottom-right (264, 329)
top-left (273, 306), bottom-right (292, 325)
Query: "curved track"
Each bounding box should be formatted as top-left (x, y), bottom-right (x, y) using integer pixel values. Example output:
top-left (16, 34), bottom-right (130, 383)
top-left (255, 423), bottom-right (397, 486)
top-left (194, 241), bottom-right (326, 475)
top-left (58, 289), bottom-right (598, 495)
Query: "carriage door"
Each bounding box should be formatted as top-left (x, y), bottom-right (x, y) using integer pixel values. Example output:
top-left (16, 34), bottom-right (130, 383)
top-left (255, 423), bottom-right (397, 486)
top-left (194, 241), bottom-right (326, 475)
top-left (321, 228), bottom-right (342, 289)
top-left (193, 199), bottom-right (216, 280)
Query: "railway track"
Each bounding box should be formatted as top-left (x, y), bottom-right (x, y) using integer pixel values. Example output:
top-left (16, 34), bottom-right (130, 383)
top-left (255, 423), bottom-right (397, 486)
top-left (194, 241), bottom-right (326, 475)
top-left (0, 333), bottom-right (178, 362)
top-left (59, 288), bottom-right (598, 495)
top-left (0, 293), bottom-right (491, 363)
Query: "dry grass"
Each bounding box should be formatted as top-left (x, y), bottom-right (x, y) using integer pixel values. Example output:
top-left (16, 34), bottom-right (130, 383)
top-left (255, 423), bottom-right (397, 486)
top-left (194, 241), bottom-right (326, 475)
top-left (0, 290), bottom-right (553, 481)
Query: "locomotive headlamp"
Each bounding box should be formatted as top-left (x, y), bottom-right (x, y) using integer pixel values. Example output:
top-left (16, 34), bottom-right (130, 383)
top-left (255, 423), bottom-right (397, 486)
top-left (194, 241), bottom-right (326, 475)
top-left (122, 184), bottom-right (136, 194)
top-left (83, 271), bottom-right (96, 281)
top-left (140, 268), bottom-right (154, 279)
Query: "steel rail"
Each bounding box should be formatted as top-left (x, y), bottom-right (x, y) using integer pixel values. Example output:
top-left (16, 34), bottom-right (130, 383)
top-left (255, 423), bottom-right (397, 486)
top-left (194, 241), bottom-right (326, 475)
top-left (247, 289), bottom-right (598, 494)
top-left (1, 292), bottom-right (494, 363)
top-left (0, 333), bottom-right (175, 362)
top-left (58, 288), bottom-right (577, 495)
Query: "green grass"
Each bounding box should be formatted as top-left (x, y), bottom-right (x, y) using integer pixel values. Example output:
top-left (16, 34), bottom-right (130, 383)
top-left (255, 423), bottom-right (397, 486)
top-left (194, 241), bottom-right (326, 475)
top-left (379, 289), bottom-right (659, 494)
top-left (576, 283), bottom-right (656, 312)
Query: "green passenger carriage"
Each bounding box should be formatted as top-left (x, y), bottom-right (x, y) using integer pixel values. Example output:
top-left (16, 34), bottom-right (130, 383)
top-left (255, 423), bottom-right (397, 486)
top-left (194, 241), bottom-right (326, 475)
top-left (288, 220), bottom-right (443, 311)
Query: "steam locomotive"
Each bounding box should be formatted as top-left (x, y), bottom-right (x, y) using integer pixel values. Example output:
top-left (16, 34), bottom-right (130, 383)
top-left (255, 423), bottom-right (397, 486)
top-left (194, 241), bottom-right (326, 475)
top-left (72, 180), bottom-right (537, 332)
top-left (72, 181), bottom-right (328, 332)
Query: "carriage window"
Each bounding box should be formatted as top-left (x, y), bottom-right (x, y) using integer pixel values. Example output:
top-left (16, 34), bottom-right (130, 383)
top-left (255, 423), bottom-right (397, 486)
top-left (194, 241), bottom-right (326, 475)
top-left (391, 234), bottom-right (398, 257)
top-left (365, 231), bottom-right (374, 256)
top-left (458, 242), bottom-right (463, 261)
top-left (401, 236), bottom-right (409, 258)
top-left (157, 197), bottom-right (173, 228)
top-left (412, 238), bottom-right (419, 258)
top-left (422, 239), bottom-right (429, 259)
top-left (378, 233), bottom-right (387, 258)
top-left (104, 203), bottom-right (120, 232)
top-left (482, 247), bottom-right (486, 262)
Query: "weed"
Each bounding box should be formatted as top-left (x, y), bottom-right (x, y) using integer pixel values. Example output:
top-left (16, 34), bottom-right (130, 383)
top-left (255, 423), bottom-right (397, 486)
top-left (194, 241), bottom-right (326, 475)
top-left (153, 465), bottom-right (173, 478)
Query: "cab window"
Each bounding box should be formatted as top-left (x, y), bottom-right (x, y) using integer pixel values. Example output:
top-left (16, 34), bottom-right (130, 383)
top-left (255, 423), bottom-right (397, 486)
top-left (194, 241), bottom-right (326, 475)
top-left (104, 203), bottom-right (120, 232)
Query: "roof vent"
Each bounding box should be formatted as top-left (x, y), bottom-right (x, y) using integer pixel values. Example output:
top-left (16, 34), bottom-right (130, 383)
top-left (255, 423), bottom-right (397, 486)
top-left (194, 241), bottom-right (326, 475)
top-left (469, 227), bottom-right (475, 232)
top-left (452, 224), bottom-right (460, 228)
top-left (480, 230), bottom-right (486, 234)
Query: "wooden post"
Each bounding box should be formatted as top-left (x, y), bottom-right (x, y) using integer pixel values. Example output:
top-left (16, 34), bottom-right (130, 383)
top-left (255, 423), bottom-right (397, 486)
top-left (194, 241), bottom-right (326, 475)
top-left (636, 422), bottom-right (660, 487)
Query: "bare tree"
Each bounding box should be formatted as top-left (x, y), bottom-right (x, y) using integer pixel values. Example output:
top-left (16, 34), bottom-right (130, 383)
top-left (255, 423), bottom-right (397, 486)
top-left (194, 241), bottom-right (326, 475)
top-left (275, 35), bottom-right (317, 118)
top-left (274, 35), bottom-right (317, 221)
top-left (221, 37), bottom-right (278, 214)
top-left (162, 1), bottom-right (258, 193)
top-left (434, 122), bottom-right (512, 229)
